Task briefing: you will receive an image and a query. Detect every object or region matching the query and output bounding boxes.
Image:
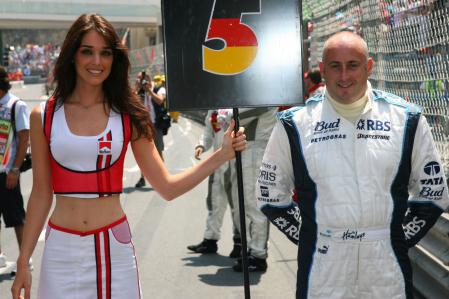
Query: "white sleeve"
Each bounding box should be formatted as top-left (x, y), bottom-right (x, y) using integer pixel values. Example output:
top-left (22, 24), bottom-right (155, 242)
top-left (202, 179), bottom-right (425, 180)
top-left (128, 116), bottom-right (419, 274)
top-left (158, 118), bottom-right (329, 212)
top-left (256, 119), bottom-right (299, 244)
top-left (403, 114), bottom-right (449, 246)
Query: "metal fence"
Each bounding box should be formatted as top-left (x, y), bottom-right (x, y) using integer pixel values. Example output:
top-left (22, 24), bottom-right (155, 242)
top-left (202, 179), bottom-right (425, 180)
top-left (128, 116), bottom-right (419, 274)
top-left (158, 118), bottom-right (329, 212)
top-left (304, 0), bottom-right (449, 297)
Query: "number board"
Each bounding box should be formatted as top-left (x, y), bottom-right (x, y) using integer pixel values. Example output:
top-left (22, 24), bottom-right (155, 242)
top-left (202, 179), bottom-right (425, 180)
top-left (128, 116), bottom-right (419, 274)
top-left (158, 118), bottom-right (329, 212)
top-left (162, 0), bottom-right (304, 110)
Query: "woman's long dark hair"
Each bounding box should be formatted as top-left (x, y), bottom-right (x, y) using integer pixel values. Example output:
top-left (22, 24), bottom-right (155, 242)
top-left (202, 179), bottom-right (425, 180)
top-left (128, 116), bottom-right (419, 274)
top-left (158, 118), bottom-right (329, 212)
top-left (52, 13), bottom-right (153, 140)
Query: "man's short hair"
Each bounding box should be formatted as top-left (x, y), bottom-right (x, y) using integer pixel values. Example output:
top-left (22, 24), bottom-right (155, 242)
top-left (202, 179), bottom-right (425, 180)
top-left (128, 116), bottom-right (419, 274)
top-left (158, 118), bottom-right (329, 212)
top-left (0, 66), bottom-right (11, 92)
top-left (306, 69), bottom-right (322, 85)
top-left (322, 31), bottom-right (369, 62)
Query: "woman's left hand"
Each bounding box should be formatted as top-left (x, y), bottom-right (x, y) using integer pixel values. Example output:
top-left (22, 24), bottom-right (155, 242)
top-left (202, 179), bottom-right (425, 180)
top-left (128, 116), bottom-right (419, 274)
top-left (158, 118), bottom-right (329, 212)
top-left (220, 119), bottom-right (246, 160)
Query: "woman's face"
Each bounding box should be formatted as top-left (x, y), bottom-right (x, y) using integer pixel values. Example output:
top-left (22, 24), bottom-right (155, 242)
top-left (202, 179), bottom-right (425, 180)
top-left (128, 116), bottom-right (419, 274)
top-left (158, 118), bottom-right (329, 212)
top-left (74, 30), bottom-right (113, 87)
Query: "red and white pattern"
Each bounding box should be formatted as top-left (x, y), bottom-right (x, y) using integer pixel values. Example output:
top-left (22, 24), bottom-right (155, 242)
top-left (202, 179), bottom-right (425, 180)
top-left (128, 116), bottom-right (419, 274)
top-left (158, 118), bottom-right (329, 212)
top-left (39, 217), bottom-right (142, 299)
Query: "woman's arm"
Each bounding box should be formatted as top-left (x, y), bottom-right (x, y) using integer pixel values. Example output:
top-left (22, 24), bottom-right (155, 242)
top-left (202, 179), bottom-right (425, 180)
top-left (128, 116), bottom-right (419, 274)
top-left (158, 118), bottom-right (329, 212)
top-left (132, 120), bottom-right (245, 200)
top-left (11, 105), bottom-right (54, 299)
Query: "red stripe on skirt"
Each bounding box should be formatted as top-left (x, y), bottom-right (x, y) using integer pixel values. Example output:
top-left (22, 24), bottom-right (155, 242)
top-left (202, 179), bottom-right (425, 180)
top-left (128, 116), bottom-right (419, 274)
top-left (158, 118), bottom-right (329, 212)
top-left (95, 233), bottom-right (103, 299)
top-left (104, 232), bottom-right (111, 299)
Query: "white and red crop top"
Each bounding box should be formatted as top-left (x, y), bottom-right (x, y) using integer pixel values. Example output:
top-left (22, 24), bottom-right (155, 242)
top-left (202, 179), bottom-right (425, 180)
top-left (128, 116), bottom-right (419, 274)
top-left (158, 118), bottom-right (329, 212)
top-left (42, 97), bottom-right (131, 198)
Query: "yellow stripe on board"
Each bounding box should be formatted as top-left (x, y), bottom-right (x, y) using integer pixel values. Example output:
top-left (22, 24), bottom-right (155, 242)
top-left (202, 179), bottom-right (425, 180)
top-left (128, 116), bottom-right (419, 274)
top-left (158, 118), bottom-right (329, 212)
top-left (203, 46), bottom-right (258, 75)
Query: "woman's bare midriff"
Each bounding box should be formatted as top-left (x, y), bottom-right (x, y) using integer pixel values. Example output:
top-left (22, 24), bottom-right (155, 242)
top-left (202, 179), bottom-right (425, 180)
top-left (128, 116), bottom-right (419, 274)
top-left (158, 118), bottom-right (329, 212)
top-left (49, 194), bottom-right (125, 232)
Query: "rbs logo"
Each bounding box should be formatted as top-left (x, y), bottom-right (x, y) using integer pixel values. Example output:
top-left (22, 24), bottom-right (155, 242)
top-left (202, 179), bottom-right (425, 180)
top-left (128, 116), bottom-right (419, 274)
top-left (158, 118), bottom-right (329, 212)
top-left (356, 119), bottom-right (391, 131)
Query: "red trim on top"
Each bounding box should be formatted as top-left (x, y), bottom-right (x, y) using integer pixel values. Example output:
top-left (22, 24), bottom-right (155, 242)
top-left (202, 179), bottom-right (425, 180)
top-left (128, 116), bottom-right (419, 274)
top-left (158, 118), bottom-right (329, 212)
top-left (47, 216), bottom-right (127, 236)
top-left (43, 97), bottom-right (131, 195)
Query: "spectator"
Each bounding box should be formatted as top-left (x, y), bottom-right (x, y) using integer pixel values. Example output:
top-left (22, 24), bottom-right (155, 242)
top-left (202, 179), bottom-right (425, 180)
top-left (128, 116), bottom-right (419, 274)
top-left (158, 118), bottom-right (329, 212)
top-left (134, 72), bottom-right (167, 188)
top-left (304, 68), bottom-right (325, 99)
top-left (219, 107), bottom-right (277, 272)
top-left (0, 66), bottom-right (31, 272)
top-left (187, 110), bottom-right (241, 258)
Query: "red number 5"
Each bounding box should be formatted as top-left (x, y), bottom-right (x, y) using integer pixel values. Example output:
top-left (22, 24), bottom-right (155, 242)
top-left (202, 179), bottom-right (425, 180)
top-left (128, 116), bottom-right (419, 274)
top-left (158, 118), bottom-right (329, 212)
top-left (202, 0), bottom-right (260, 75)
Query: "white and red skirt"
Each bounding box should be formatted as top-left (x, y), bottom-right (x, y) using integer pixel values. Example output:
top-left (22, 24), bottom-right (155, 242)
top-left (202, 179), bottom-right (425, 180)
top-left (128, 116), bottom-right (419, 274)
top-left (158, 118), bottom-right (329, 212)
top-left (38, 216), bottom-right (142, 299)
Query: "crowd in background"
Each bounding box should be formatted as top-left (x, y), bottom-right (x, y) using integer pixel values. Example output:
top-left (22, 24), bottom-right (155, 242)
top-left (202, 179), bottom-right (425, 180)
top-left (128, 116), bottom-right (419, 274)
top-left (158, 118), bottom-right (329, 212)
top-left (6, 43), bottom-right (60, 80)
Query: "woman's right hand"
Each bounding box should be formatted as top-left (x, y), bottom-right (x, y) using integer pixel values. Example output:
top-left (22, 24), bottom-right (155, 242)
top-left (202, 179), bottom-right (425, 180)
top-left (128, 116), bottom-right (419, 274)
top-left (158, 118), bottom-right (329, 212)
top-left (11, 264), bottom-right (32, 299)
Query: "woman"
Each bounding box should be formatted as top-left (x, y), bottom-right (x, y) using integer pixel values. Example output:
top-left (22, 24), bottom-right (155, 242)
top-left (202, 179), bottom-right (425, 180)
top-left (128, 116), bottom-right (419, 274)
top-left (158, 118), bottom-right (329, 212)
top-left (11, 13), bottom-right (245, 299)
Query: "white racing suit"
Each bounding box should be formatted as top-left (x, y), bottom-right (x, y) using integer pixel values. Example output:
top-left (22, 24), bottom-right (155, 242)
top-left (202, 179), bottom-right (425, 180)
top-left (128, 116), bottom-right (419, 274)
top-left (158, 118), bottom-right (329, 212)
top-left (256, 88), bottom-right (449, 298)
top-left (221, 107), bottom-right (277, 259)
top-left (199, 110), bottom-right (239, 241)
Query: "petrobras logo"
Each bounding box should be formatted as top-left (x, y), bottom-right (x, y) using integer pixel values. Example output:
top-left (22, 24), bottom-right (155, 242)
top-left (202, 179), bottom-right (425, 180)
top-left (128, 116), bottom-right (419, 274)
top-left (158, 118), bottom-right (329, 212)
top-left (356, 119), bottom-right (391, 132)
top-left (314, 118), bottom-right (340, 134)
top-left (424, 161), bottom-right (440, 176)
top-left (98, 141), bottom-right (112, 155)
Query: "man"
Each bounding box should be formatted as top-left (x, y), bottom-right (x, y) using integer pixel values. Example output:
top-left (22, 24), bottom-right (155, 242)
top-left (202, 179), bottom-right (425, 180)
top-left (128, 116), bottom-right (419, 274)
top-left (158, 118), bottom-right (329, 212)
top-left (134, 73), bottom-right (167, 188)
top-left (257, 31), bottom-right (449, 298)
top-left (0, 66), bottom-right (31, 271)
top-left (187, 110), bottom-right (241, 257)
top-left (304, 68), bottom-right (325, 100)
top-left (220, 107), bottom-right (277, 272)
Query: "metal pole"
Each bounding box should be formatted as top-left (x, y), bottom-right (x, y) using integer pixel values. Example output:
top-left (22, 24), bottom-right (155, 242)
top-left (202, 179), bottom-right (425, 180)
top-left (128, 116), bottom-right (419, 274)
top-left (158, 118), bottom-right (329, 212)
top-left (233, 107), bottom-right (251, 299)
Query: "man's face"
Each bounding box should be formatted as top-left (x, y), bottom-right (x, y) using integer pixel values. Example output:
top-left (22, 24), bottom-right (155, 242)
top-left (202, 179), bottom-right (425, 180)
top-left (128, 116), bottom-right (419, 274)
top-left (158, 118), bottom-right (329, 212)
top-left (319, 39), bottom-right (373, 104)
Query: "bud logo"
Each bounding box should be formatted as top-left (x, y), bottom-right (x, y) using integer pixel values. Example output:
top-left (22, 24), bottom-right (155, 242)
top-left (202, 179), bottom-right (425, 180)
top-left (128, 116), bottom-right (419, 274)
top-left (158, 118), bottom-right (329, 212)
top-left (356, 119), bottom-right (391, 131)
top-left (419, 187), bottom-right (445, 198)
top-left (314, 118), bottom-right (340, 133)
top-left (424, 161), bottom-right (440, 176)
top-left (98, 141), bottom-right (112, 155)
top-left (260, 186), bottom-right (269, 197)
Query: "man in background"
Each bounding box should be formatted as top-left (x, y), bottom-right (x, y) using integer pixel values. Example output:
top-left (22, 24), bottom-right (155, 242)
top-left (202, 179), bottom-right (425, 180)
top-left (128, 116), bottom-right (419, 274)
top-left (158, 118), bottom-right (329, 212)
top-left (0, 66), bottom-right (31, 272)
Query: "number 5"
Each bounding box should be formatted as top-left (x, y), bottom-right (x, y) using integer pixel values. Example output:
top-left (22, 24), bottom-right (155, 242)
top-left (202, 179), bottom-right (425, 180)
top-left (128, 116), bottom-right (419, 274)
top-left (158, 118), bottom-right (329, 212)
top-left (203, 0), bottom-right (260, 75)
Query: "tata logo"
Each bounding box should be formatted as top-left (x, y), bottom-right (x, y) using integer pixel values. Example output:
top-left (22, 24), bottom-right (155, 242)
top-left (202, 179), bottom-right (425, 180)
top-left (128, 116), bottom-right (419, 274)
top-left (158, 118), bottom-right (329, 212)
top-left (356, 119), bottom-right (391, 131)
top-left (420, 177), bottom-right (444, 185)
top-left (314, 118), bottom-right (340, 132)
top-left (424, 161), bottom-right (440, 176)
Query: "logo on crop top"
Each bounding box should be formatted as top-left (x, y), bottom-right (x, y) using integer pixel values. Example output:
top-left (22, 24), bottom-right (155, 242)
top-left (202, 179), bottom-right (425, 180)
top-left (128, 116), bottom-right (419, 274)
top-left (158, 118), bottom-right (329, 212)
top-left (98, 141), bottom-right (112, 155)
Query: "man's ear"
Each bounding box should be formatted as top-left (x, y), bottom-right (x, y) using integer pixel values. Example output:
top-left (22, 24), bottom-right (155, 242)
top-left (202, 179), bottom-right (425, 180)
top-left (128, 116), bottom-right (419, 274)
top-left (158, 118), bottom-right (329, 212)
top-left (367, 57), bottom-right (374, 75)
